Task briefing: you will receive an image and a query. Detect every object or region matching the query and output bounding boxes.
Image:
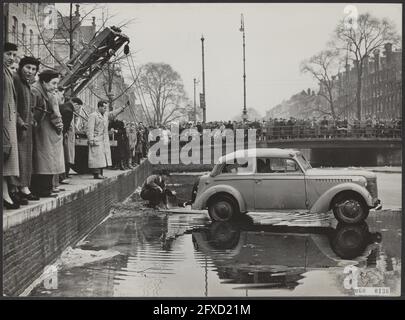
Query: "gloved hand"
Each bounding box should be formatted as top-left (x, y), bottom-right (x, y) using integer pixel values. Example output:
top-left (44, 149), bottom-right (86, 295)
top-left (20, 122), bottom-right (29, 130)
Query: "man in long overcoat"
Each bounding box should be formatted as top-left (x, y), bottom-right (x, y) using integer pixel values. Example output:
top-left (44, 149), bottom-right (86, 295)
top-left (87, 100), bottom-right (127, 179)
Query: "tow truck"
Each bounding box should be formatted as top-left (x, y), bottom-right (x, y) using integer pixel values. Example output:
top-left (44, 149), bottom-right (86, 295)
top-left (59, 26), bottom-right (130, 174)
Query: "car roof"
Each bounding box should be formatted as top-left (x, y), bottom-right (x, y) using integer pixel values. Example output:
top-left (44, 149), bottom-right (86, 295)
top-left (218, 148), bottom-right (300, 163)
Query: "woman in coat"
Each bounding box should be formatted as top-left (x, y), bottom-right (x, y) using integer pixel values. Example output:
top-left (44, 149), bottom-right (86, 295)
top-left (87, 100), bottom-right (127, 179)
top-left (3, 42), bottom-right (20, 209)
top-left (31, 69), bottom-right (65, 197)
top-left (12, 56), bottom-right (41, 202)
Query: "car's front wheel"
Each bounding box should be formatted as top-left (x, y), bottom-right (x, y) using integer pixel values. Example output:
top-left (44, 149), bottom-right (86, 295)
top-left (208, 194), bottom-right (239, 222)
top-left (332, 193), bottom-right (369, 224)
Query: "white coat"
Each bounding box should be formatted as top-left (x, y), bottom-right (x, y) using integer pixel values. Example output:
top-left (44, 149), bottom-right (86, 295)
top-left (87, 108), bottom-right (124, 169)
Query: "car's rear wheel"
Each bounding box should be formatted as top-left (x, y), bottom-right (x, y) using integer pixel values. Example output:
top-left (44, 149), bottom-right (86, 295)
top-left (208, 194), bottom-right (239, 222)
top-left (332, 193), bottom-right (369, 224)
top-left (330, 223), bottom-right (369, 259)
top-left (208, 221), bottom-right (241, 249)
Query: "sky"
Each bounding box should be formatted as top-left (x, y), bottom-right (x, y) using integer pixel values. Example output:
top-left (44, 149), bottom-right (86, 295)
top-left (58, 3), bottom-right (402, 121)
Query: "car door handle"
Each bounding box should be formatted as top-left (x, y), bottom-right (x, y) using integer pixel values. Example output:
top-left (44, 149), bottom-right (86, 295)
top-left (255, 179), bottom-right (262, 184)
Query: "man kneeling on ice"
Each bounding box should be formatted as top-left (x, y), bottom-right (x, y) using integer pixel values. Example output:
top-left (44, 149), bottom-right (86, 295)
top-left (140, 170), bottom-right (175, 208)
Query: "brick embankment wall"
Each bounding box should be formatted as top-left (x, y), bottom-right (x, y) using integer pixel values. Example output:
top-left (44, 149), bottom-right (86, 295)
top-left (3, 160), bottom-right (152, 296)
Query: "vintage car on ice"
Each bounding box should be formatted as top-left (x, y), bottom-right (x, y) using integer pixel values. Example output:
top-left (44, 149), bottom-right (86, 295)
top-left (191, 148), bottom-right (382, 224)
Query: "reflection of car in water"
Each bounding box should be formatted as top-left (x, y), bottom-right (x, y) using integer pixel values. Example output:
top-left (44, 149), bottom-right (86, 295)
top-left (191, 221), bottom-right (381, 290)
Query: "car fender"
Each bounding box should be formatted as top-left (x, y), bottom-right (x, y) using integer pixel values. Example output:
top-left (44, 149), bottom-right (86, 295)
top-left (309, 182), bottom-right (373, 214)
top-left (191, 185), bottom-right (247, 212)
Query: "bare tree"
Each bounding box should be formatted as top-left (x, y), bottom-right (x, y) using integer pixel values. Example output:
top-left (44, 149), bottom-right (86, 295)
top-left (83, 49), bottom-right (140, 112)
top-left (137, 63), bottom-right (189, 125)
top-left (332, 13), bottom-right (400, 119)
top-left (300, 50), bottom-right (341, 119)
top-left (28, 3), bottom-right (138, 112)
top-left (30, 4), bottom-right (112, 70)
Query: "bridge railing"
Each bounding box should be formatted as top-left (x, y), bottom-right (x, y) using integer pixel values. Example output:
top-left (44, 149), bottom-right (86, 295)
top-left (150, 125), bottom-right (402, 146)
top-left (258, 125), bottom-right (402, 141)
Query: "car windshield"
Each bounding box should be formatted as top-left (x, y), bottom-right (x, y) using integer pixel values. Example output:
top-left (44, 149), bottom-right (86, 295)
top-left (296, 154), bottom-right (312, 171)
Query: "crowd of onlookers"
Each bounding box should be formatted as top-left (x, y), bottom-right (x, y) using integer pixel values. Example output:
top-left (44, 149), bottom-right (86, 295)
top-left (2, 42), bottom-right (92, 210)
top-left (3, 41), bottom-right (402, 210)
top-left (2, 42), bottom-right (144, 210)
top-left (108, 120), bottom-right (150, 170)
top-left (144, 115), bottom-right (402, 144)
top-left (254, 116), bottom-right (402, 140)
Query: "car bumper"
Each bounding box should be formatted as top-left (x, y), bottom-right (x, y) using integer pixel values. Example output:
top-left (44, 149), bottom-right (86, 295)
top-left (372, 199), bottom-right (382, 210)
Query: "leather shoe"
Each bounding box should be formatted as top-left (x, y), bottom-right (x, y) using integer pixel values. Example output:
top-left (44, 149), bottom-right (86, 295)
top-left (36, 192), bottom-right (58, 198)
top-left (19, 192), bottom-right (40, 201)
top-left (10, 192), bottom-right (28, 205)
top-left (94, 174), bottom-right (107, 179)
top-left (3, 200), bottom-right (20, 209)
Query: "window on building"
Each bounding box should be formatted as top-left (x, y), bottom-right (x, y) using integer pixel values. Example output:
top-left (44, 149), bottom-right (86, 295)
top-left (30, 30), bottom-right (34, 53)
top-left (30, 4), bottom-right (35, 19)
top-left (22, 24), bottom-right (27, 53)
top-left (12, 16), bottom-right (18, 43)
top-left (23, 4), bottom-right (27, 14)
top-left (37, 35), bottom-right (41, 57)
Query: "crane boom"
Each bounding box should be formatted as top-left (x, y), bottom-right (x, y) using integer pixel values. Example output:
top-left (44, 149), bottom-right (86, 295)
top-left (59, 26), bottom-right (130, 97)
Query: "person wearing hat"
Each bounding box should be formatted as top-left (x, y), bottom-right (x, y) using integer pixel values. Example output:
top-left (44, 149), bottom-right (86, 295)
top-left (3, 42), bottom-right (20, 209)
top-left (10, 56), bottom-right (41, 204)
top-left (30, 69), bottom-right (65, 197)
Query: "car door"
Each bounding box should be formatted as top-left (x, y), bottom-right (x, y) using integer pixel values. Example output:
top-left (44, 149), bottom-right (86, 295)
top-left (213, 156), bottom-right (256, 210)
top-left (254, 157), bottom-right (307, 210)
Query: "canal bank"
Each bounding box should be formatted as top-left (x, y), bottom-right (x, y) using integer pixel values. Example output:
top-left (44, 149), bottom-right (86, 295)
top-left (3, 158), bottom-right (401, 296)
top-left (3, 160), bottom-right (153, 296)
top-left (27, 206), bottom-right (401, 297)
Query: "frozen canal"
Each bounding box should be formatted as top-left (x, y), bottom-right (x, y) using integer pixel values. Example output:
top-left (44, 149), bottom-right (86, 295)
top-left (29, 170), bottom-right (401, 297)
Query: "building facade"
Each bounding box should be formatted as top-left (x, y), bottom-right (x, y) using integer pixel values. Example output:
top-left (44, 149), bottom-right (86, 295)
top-left (267, 43), bottom-right (402, 120)
top-left (3, 3), bottom-right (56, 67)
top-left (266, 89), bottom-right (323, 120)
top-left (328, 43), bottom-right (401, 120)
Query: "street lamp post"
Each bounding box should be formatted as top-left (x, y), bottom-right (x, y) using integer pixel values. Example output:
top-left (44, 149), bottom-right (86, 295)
top-left (193, 78), bottom-right (200, 121)
top-left (201, 35), bottom-right (206, 123)
top-left (240, 14), bottom-right (248, 122)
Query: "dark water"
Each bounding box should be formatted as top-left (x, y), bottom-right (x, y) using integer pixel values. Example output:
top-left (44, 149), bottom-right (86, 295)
top-left (29, 175), bottom-right (401, 297)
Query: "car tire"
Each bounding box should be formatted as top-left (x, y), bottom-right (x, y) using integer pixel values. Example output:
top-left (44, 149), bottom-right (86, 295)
top-left (208, 194), bottom-right (239, 222)
top-left (208, 221), bottom-right (241, 250)
top-left (332, 193), bottom-right (369, 224)
top-left (330, 223), bottom-right (369, 259)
